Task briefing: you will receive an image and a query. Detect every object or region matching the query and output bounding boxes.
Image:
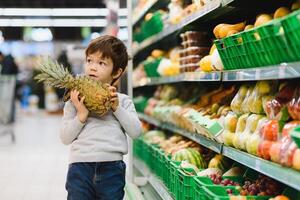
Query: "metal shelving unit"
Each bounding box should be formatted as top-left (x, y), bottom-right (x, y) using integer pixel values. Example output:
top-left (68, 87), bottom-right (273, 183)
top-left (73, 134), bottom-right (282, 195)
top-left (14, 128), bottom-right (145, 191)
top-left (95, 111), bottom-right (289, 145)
top-left (138, 113), bottom-right (223, 153)
top-left (138, 112), bottom-right (300, 191)
top-left (132, 0), bottom-right (158, 26)
top-left (222, 62), bottom-right (300, 81)
top-left (133, 157), bottom-right (174, 200)
top-left (222, 146), bottom-right (300, 191)
top-left (130, 0), bottom-right (300, 196)
top-left (133, 63), bottom-right (300, 87)
top-left (133, 0), bottom-right (222, 56)
top-left (133, 71), bottom-right (221, 88)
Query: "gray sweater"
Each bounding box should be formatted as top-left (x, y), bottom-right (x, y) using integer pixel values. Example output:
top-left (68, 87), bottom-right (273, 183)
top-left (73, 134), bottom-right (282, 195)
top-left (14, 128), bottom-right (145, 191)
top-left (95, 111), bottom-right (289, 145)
top-left (60, 93), bottom-right (142, 164)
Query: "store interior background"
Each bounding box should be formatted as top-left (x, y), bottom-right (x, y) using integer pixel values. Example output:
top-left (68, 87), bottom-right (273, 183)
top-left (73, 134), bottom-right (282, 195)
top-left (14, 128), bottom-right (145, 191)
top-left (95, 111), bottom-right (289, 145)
top-left (0, 0), bottom-right (140, 199)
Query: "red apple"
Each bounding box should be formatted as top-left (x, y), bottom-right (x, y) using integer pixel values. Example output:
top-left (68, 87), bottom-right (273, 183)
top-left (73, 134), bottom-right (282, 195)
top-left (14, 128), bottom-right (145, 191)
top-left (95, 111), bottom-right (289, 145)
top-left (270, 142), bottom-right (282, 163)
top-left (262, 140), bottom-right (274, 160)
top-left (262, 120), bottom-right (280, 141)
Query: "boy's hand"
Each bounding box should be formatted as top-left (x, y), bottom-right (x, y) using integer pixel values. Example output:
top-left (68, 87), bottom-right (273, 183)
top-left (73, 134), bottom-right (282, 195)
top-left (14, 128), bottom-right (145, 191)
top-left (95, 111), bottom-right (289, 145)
top-left (70, 90), bottom-right (89, 123)
top-left (108, 85), bottom-right (119, 112)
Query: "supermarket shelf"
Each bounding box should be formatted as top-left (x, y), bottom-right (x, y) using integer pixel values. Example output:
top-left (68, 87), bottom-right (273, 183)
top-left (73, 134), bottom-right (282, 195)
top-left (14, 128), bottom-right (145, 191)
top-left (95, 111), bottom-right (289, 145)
top-left (133, 63), bottom-right (300, 88)
top-left (138, 113), bottom-right (223, 153)
top-left (133, 0), bottom-right (222, 57)
top-left (132, 0), bottom-right (170, 27)
top-left (222, 62), bottom-right (300, 81)
top-left (222, 146), bottom-right (300, 191)
top-left (138, 113), bottom-right (300, 190)
top-left (132, 0), bottom-right (157, 26)
top-left (133, 157), bottom-right (174, 200)
top-left (133, 71), bottom-right (222, 88)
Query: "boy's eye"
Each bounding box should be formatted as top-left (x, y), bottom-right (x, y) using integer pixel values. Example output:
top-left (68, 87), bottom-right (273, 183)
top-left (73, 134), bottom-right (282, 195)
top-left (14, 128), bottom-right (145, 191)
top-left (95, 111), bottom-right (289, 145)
top-left (87, 59), bottom-right (92, 63)
top-left (99, 61), bottom-right (106, 65)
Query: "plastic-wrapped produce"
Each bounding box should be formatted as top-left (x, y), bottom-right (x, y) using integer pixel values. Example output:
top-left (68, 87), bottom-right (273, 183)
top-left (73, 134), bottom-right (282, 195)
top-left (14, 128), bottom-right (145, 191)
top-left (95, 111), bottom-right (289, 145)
top-left (249, 81), bottom-right (278, 114)
top-left (222, 112), bottom-right (238, 146)
top-left (238, 114), bottom-right (264, 151)
top-left (231, 85), bottom-right (249, 115)
top-left (263, 83), bottom-right (295, 121)
top-left (257, 120), bottom-right (281, 160)
top-left (233, 113), bottom-right (250, 149)
top-left (241, 86), bottom-right (254, 114)
top-left (246, 117), bottom-right (268, 155)
top-left (288, 86), bottom-right (300, 120)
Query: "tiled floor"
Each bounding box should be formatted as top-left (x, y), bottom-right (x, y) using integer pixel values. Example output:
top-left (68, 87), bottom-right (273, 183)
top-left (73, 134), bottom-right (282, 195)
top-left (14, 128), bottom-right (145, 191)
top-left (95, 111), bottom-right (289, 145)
top-left (0, 111), bottom-right (69, 200)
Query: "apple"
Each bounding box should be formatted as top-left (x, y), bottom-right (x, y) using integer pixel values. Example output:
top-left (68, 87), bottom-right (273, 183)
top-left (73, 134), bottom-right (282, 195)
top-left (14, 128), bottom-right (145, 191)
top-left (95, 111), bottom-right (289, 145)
top-left (262, 120), bottom-right (280, 141)
top-left (270, 142), bottom-right (282, 163)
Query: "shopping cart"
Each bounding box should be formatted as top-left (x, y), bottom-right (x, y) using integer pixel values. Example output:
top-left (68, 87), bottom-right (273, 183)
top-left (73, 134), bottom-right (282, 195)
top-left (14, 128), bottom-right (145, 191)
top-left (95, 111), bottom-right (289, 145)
top-left (0, 75), bottom-right (16, 142)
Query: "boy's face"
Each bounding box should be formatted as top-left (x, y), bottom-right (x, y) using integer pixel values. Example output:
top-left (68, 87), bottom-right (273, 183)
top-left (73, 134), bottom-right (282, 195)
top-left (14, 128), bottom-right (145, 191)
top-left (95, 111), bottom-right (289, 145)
top-left (85, 51), bottom-right (114, 84)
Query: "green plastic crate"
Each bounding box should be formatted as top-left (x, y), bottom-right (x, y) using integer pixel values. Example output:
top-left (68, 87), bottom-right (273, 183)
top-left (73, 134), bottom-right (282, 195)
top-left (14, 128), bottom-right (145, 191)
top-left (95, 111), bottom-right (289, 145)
top-left (257, 19), bottom-right (294, 64)
top-left (177, 169), bottom-right (196, 200)
top-left (143, 58), bottom-right (162, 77)
top-left (133, 96), bottom-right (149, 113)
top-left (194, 176), bottom-right (244, 200)
top-left (169, 161), bottom-right (180, 198)
top-left (202, 185), bottom-right (272, 200)
top-left (141, 11), bottom-right (164, 39)
top-left (291, 125), bottom-right (300, 148)
top-left (164, 155), bottom-right (172, 189)
top-left (281, 10), bottom-right (300, 60)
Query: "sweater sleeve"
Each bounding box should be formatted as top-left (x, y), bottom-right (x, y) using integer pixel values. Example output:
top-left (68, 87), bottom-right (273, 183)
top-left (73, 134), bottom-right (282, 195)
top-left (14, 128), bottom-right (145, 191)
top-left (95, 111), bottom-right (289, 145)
top-left (113, 94), bottom-right (142, 139)
top-left (60, 101), bottom-right (86, 145)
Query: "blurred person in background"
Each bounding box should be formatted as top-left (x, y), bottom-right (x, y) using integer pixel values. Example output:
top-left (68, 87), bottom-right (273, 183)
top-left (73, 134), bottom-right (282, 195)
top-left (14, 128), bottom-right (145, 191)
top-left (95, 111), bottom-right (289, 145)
top-left (0, 51), bottom-right (19, 122)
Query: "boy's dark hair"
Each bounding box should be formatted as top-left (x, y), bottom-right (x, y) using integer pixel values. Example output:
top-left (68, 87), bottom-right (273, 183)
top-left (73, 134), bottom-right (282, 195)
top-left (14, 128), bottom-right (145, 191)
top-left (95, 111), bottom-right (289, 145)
top-left (85, 35), bottom-right (129, 75)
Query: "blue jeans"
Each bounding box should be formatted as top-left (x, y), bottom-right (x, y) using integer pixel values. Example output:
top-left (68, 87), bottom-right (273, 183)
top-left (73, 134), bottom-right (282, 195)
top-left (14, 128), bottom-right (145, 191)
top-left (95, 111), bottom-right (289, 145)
top-left (66, 161), bottom-right (126, 200)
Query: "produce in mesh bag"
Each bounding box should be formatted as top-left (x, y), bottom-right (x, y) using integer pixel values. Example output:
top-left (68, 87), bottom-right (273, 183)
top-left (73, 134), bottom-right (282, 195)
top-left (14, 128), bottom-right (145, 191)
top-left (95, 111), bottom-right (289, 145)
top-left (35, 58), bottom-right (111, 116)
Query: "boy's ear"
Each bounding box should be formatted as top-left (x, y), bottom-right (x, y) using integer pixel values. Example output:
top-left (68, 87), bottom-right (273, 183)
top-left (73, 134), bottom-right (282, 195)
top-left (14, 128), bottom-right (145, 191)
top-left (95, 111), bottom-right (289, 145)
top-left (112, 68), bottom-right (123, 79)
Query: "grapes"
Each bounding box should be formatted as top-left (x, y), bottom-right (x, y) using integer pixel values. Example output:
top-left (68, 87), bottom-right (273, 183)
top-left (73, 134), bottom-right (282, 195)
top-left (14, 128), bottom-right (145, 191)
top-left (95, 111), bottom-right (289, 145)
top-left (239, 175), bottom-right (283, 196)
top-left (208, 174), bottom-right (240, 186)
top-left (226, 189), bottom-right (233, 195)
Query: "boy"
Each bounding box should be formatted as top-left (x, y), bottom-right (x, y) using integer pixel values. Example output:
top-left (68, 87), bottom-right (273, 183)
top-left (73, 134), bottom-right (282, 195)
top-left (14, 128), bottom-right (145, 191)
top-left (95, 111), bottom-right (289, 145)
top-left (60, 35), bottom-right (142, 200)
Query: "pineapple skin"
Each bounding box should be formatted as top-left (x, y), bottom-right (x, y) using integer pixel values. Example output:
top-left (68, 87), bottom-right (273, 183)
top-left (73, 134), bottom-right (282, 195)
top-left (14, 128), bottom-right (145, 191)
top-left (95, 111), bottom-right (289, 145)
top-left (35, 58), bottom-right (112, 116)
top-left (72, 76), bottom-right (111, 117)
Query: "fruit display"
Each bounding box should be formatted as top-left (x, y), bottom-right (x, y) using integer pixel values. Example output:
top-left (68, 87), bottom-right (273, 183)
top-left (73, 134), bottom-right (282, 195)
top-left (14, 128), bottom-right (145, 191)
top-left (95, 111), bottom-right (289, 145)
top-left (143, 130), bottom-right (166, 144)
top-left (35, 58), bottom-right (111, 117)
top-left (172, 148), bottom-right (207, 169)
top-left (238, 175), bottom-right (283, 196)
top-left (288, 86), bottom-right (300, 120)
top-left (208, 154), bottom-right (231, 172)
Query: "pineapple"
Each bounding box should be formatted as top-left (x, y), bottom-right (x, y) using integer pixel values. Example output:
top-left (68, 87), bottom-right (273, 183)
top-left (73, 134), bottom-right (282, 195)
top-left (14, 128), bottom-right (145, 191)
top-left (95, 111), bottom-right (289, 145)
top-left (35, 58), bottom-right (111, 116)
